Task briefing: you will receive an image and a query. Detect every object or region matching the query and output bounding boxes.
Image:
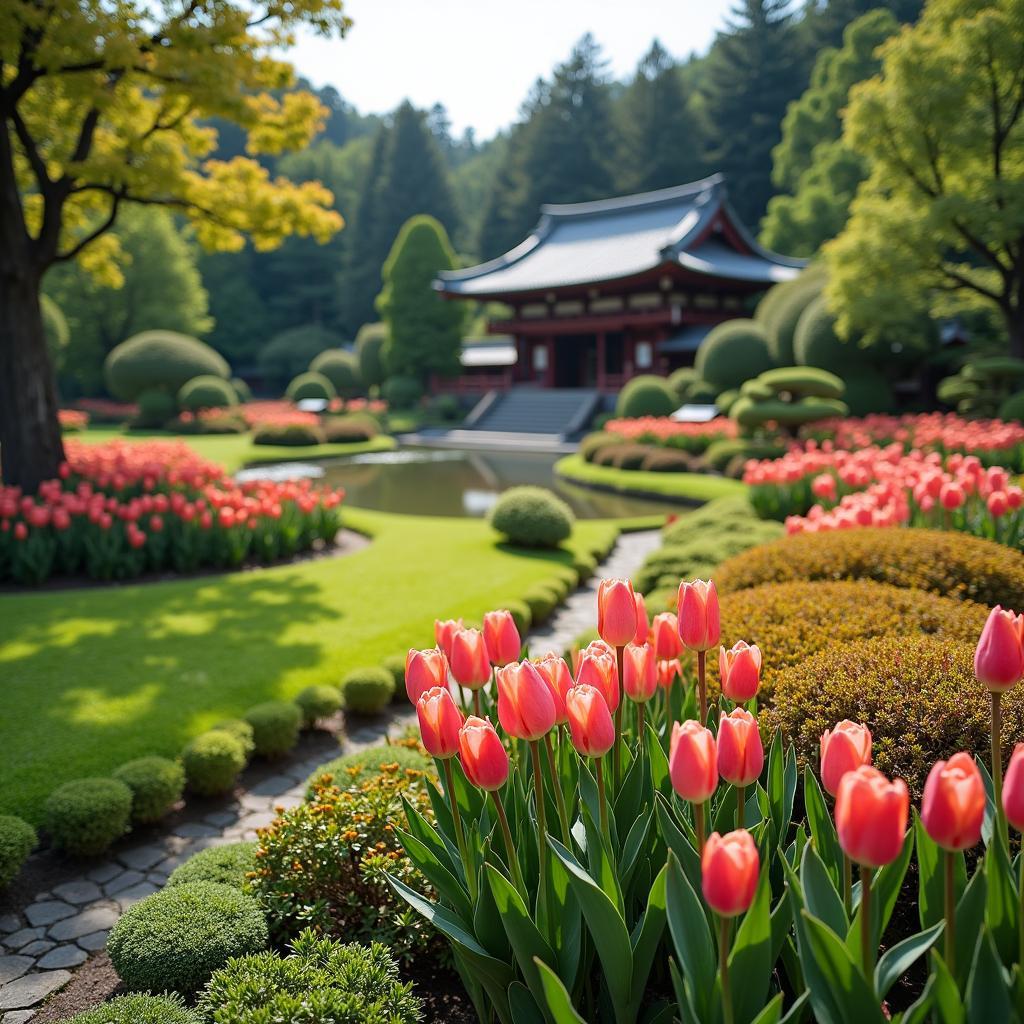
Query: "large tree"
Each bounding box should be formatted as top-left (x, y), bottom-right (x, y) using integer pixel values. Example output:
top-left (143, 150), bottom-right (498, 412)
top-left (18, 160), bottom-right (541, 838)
top-left (0, 0), bottom-right (346, 489)
top-left (825, 0), bottom-right (1024, 353)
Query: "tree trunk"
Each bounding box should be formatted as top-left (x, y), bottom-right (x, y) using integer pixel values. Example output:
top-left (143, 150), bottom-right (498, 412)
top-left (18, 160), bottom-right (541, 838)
top-left (0, 269), bottom-right (66, 491)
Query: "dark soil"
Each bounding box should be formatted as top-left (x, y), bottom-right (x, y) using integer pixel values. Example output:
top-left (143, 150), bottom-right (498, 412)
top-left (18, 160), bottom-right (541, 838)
top-left (31, 954), bottom-right (122, 1023)
top-left (403, 964), bottom-right (478, 1024)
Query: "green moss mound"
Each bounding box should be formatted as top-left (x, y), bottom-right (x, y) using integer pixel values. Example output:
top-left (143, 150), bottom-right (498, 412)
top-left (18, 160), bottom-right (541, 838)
top-left (695, 319), bottom-right (775, 390)
top-left (105, 331), bottom-right (229, 401)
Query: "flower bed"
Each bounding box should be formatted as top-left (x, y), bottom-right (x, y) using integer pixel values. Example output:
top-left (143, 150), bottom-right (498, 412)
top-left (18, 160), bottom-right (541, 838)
top-left (603, 415), bottom-right (738, 451)
top-left (58, 409), bottom-right (89, 432)
top-left (0, 439), bottom-right (344, 584)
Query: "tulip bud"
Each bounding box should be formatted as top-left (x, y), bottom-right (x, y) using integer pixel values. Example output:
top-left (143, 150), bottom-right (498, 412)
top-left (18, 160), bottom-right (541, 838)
top-left (417, 686), bottom-right (464, 758)
top-left (835, 765), bottom-right (909, 868)
top-left (598, 578), bottom-right (639, 648)
top-left (669, 720), bottom-right (717, 803)
top-left (449, 628), bottom-right (491, 689)
top-left (565, 684), bottom-right (615, 757)
top-left (434, 618), bottom-right (464, 659)
top-left (623, 642), bottom-right (658, 703)
top-left (650, 612), bottom-right (681, 660)
top-left (1003, 743), bottom-right (1024, 832)
top-left (702, 829), bottom-right (759, 917)
top-left (677, 579), bottom-right (720, 652)
top-left (459, 716), bottom-right (509, 791)
top-left (921, 752), bottom-right (985, 852)
top-left (819, 720), bottom-right (872, 798)
top-left (657, 658), bottom-right (681, 690)
top-left (718, 640), bottom-right (762, 702)
top-left (496, 660), bottom-right (557, 741)
top-left (576, 644), bottom-right (620, 712)
top-left (633, 591), bottom-right (650, 646)
top-left (974, 605), bottom-right (1024, 692)
top-left (405, 648), bottom-right (449, 703)
top-left (534, 652), bottom-right (573, 724)
top-left (717, 708), bottom-right (764, 786)
top-left (483, 609), bottom-right (521, 667)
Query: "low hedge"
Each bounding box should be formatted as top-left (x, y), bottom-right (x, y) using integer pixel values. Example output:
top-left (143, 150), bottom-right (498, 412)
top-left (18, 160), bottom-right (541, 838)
top-left (252, 422), bottom-right (326, 447)
top-left (321, 416), bottom-right (377, 444)
top-left (112, 757), bottom-right (185, 824)
top-left (0, 815), bottom-right (37, 887)
top-left (703, 437), bottom-right (786, 472)
top-left (489, 486), bottom-right (575, 548)
top-left (592, 443), bottom-right (654, 471)
top-left (716, 527), bottom-right (1024, 607)
top-left (504, 598), bottom-right (532, 635)
top-left (244, 701), bottom-right (302, 758)
top-left (523, 584), bottom-right (559, 623)
top-left (764, 635), bottom-right (1024, 799)
top-left (340, 667), bottom-right (395, 714)
top-left (304, 740), bottom-right (433, 797)
top-left (294, 684), bottom-right (342, 726)
top-left (580, 431), bottom-right (625, 462)
top-left (65, 994), bottom-right (203, 1024)
top-left (182, 730), bottom-right (247, 796)
top-left (167, 842), bottom-right (257, 890)
top-left (107, 881), bottom-right (268, 994)
top-left (640, 449), bottom-right (697, 473)
top-left (554, 454), bottom-right (746, 503)
top-left (43, 778), bottom-right (133, 857)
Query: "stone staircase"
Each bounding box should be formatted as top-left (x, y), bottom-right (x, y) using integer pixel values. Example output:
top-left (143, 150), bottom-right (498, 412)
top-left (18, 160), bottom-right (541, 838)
top-left (465, 388), bottom-right (601, 439)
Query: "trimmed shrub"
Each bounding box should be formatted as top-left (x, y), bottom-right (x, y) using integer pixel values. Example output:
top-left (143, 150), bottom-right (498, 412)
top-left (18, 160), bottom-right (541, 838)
top-left (105, 331), bottom-right (229, 402)
top-left (579, 431), bottom-right (624, 463)
top-left (356, 323), bottom-right (388, 389)
top-left (340, 667), bottom-right (395, 714)
top-left (432, 393), bottom-right (461, 421)
top-left (43, 778), bottom-right (132, 857)
top-left (295, 684), bottom-right (342, 726)
top-left (381, 654), bottom-right (407, 700)
top-left (489, 486), bottom-right (574, 548)
top-left (182, 730), bottom-right (247, 796)
top-left (309, 349), bottom-right (361, 398)
top-left (764, 635), bottom-right (1024, 799)
top-left (177, 375), bottom-right (237, 412)
top-left (211, 719), bottom-right (255, 761)
top-left (505, 598), bottom-right (532, 635)
top-left (755, 366), bottom-right (845, 399)
top-left (703, 437), bottom-right (786, 472)
top-left (0, 815), bottom-right (37, 887)
top-left (252, 421), bottom-right (326, 447)
top-left (717, 527), bottom-right (1024, 607)
top-left (135, 388), bottom-right (177, 428)
top-left (286, 371), bottom-right (335, 403)
top-left (755, 270), bottom-right (825, 364)
top-left (593, 442), bottom-right (654, 470)
top-left (715, 387), bottom-right (739, 414)
top-left (523, 585), bottom-right (558, 623)
top-left (668, 367), bottom-right (701, 402)
top-left (199, 930), bottom-right (422, 1024)
top-left (615, 375), bottom-right (679, 418)
top-left (107, 882), bottom-right (268, 994)
top-left (321, 416), bottom-right (376, 444)
top-left (112, 757), bottom-right (185, 824)
top-left (259, 326), bottom-right (343, 389)
top-left (793, 294), bottom-right (864, 370)
top-left (381, 375), bottom-right (422, 410)
top-left (305, 739), bottom-right (433, 795)
top-left (230, 377), bottom-right (252, 403)
top-left (640, 449), bottom-right (695, 472)
top-left (64, 994), bottom-right (202, 1024)
top-left (730, 393), bottom-right (848, 429)
top-left (695, 319), bottom-right (775, 391)
top-left (714, 580), bottom-right (989, 703)
top-left (167, 842), bottom-right (257, 890)
top-left (574, 551), bottom-right (599, 581)
top-left (244, 701), bottom-right (302, 758)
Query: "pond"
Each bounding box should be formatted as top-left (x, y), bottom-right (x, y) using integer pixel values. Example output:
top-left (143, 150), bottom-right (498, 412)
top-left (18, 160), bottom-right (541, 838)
top-left (309, 448), bottom-right (677, 519)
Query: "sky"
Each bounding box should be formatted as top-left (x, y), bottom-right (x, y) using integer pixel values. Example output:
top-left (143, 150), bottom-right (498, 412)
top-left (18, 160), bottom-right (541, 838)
top-left (289, 0), bottom-right (737, 140)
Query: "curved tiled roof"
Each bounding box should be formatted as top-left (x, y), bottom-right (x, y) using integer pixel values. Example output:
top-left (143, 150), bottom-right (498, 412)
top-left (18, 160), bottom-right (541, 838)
top-left (437, 175), bottom-right (805, 298)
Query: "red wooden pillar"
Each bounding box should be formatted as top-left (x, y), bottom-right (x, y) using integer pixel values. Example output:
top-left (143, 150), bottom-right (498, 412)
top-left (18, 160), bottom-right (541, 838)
top-left (596, 331), bottom-right (606, 392)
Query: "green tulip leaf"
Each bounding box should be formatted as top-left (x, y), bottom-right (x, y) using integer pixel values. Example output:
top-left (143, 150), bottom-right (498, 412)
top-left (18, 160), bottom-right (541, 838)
top-left (393, 824), bottom-right (472, 920)
top-left (508, 981), bottom-right (546, 1024)
top-left (966, 928), bottom-right (1011, 1024)
top-left (646, 722), bottom-right (671, 796)
top-left (874, 921), bottom-right (944, 1001)
top-left (628, 862), bottom-right (668, 1017)
top-left (804, 766), bottom-right (842, 888)
top-left (915, 812), bottom-right (965, 931)
top-left (666, 852), bottom-right (716, 1023)
top-left (668, 956), bottom-right (702, 1024)
top-left (974, 755), bottom-right (996, 849)
top-left (928, 952), bottom-right (965, 1024)
top-left (800, 841), bottom-right (847, 939)
top-left (847, 829), bottom-right (913, 957)
top-left (533, 959), bottom-right (588, 1024)
top-left (984, 834), bottom-right (1019, 967)
top-left (730, 868), bottom-right (774, 1024)
top-left (954, 867), bottom-right (987, 991)
top-left (749, 992), bottom-right (783, 1024)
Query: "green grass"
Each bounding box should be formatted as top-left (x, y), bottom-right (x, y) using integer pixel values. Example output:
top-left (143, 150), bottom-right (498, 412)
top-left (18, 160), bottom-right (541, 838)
top-left (0, 508), bottom-right (617, 823)
top-left (555, 454), bottom-right (747, 504)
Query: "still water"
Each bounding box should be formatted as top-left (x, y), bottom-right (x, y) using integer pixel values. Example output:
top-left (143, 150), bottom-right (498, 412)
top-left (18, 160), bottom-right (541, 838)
top-left (310, 448), bottom-right (676, 519)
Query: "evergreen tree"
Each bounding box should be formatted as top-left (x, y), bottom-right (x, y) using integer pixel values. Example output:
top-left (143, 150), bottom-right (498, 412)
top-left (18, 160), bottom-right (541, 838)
top-left (376, 216), bottom-right (465, 383)
top-left (800, 0), bottom-right (922, 53)
top-left (199, 248), bottom-right (270, 367)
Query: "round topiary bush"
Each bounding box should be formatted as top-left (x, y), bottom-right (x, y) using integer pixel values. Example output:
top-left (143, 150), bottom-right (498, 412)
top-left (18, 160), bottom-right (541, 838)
top-left (285, 371), bottom-right (336, 403)
top-left (294, 684), bottom-right (342, 726)
top-left (105, 331), bottom-right (230, 401)
top-left (381, 374), bottom-right (422, 410)
top-left (764, 635), bottom-right (1024, 799)
top-left (230, 377), bottom-right (252, 403)
top-left (340, 667), bottom-right (395, 714)
top-left (615, 375), bottom-right (679, 418)
top-left (210, 719), bottom-right (255, 761)
top-left (755, 270), bottom-right (825, 365)
top-left (244, 701), bottom-right (302, 758)
top-left (716, 527), bottom-right (1024, 607)
top-left (258, 326), bottom-right (344, 390)
top-left (356, 323), bottom-right (388, 389)
top-left (755, 366), bottom-right (845, 399)
top-left (574, 551), bottom-right (599, 581)
top-left (321, 416), bottom-right (376, 443)
top-left (0, 815), bottom-right (37, 888)
top-left (43, 778), bottom-right (133, 857)
top-left (305, 741), bottom-right (433, 796)
top-left (252, 421), bottom-right (326, 447)
top-left (668, 367), bottom-right (701, 402)
top-left (112, 757), bottom-right (185, 824)
top-left (64, 993), bottom-right (203, 1024)
top-left (489, 486), bottom-right (574, 548)
top-left (107, 881), bottom-right (268, 995)
top-left (135, 388), bottom-right (178, 428)
top-left (703, 437), bottom-right (786, 472)
top-left (182, 730), bottom-right (247, 796)
top-left (167, 841), bottom-right (257, 890)
top-left (381, 654), bottom-right (407, 700)
top-left (793, 294), bottom-right (864, 370)
top-left (695, 319), bottom-right (775, 391)
top-left (177, 375), bottom-right (238, 413)
top-left (309, 349), bottom-right (361, 398)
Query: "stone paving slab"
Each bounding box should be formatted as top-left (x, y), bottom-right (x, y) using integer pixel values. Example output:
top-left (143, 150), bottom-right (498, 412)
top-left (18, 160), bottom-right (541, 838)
top-left (0, 970), bottom-right (70, 1011)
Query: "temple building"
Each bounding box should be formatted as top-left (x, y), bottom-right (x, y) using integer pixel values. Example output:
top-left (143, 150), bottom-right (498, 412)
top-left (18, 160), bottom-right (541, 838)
top-left (436, 174), bottom-right (805, 394)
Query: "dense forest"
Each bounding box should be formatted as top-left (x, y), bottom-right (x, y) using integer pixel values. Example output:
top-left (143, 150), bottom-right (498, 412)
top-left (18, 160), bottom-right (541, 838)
top-left (45, 0), bottom-right (924, 396)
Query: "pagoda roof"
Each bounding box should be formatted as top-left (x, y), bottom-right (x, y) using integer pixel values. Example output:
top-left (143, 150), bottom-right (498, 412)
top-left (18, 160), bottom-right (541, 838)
top-left (436, 174), bottom-right (806, 299)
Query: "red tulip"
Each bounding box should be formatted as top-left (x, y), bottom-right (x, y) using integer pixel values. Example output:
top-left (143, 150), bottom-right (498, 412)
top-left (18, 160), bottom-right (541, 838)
top-left (417, 686), bottom-right (464, 759)
top-left (565, 684), bottom-right (615, 757)
top-left (677, 579), bottom-right (720, 652)
top-left (921, 752), bottom-right (985, 852)
top-left (835, 765), bottom-right (909, 868)
top-left (820, 721), bottom-right (872, 798)
top-left (598, 578), bottom-right (639, 648)
top-left (576, 644), bottom-right (620, 712)
top-left (657, 658), bottom-right (681, 690)
top-left (719, 640), bottom-right (762, 702)
top-left (650, 612), bottom-right (682, 660)
top-left (405, 648), bottom-right (449, 703)
top-left (1003, 743), bottom-right (1024, 832)
top-left (483, 609), bottom-right (521, 667)
top-left (634, 591), bottom-right (650, 646)
top-left (449, 628), bottom-right (490, 689)
top-left (974, 605), bottom-right (1024, 692)
top-left (459, 717), bottom-right (509, 791)
top-left (717, 708), bottom-right (764, 786)
top-left (669, 720), bottom-right (718, 803)
top-left (702, 829), bottom-right (759, 917)
top-left (623, 642), bottom-right (658, 703)
top-left (496, 660), bottom-right (556, 741)
top-left (435, 618), bottom-right (464, 659)
top-left (13, 522), bottom-right (27, 541)
top-left (534, 652), bottom-right (573, 724)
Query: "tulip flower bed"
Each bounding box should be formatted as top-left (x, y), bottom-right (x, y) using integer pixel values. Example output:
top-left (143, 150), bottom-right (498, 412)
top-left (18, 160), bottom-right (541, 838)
top-left (387, 574), bottom-right (1024, 1022)
top-left (0, 439), bottom-right (344, 584)
top-left (603, 416), bottom-right (739, 450)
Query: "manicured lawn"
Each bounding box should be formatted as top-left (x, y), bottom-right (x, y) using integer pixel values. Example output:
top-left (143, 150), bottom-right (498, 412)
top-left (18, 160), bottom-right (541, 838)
top-left (555, 453), bottom-right (747, 503)
top-left (0, 508), bottom-right (617, 823)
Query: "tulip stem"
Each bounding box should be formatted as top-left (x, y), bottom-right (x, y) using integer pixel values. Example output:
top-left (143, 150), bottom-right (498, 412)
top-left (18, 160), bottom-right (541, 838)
top-left (530, 740), bottom-right (549, 922)
top-left (442, 758), bottom-right (476, 901)
top-left (596, 756), bottom-right (610, 846)
top-left (697, 650), bottom-right (708, 724)
top-left (735, 784), bottom-right (745, 831)
top-left (860, 865), bottom-right (875, 992)
top-left (490, 790), bottom-right (527, 900)
top-left (694, 801), bottom-right (706, 854)
top-left (842, 854), bottom-right (852, 920)
top-left (614, 645), bottom-right (624, 791)
top-left (944, 849), bottom-right (956, 974)
top-left (718, 915), bottom-right (734, 1024)
top-left (637, 702), bottom-right (646, 749)
top-left (992, 691), bottom-right (1009, 849)
top-left (543, 733), bottom-right (572, 844)
top-left (473, 689), bottom-right (482, 718)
